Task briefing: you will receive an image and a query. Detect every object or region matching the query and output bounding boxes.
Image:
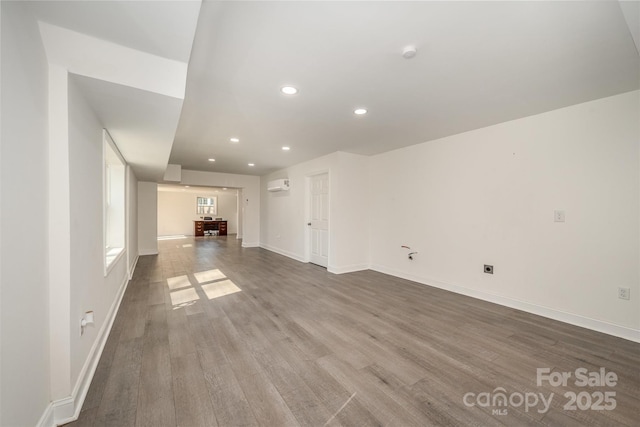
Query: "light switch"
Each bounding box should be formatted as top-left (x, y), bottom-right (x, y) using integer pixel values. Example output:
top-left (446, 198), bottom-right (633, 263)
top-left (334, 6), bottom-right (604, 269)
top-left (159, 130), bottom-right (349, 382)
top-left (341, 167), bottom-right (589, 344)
top-left (554, 210), bottom-right (565, 222)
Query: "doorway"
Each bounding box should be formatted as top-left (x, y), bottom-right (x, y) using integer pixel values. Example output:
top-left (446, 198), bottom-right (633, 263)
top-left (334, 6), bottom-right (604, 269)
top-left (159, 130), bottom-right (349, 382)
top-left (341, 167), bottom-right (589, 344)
top-left (156, 184), bottom-right (239, 237)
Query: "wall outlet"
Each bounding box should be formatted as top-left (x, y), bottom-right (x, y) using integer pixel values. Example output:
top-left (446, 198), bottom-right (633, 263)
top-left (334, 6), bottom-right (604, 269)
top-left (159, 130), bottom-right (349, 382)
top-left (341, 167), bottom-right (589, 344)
top-left (484, 264), bottom-right (494, 274)
top-left (618, 287), bottom-right (630, 300)
top-left (554, 210), bottom-right (566, 222)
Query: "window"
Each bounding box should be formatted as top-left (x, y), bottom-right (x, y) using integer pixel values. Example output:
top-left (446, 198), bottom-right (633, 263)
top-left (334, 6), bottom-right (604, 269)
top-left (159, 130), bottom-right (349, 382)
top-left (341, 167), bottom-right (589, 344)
top-left (104, 130), bottom-right (125, 273)
top-left (196, 196), bottom-right (217, 215)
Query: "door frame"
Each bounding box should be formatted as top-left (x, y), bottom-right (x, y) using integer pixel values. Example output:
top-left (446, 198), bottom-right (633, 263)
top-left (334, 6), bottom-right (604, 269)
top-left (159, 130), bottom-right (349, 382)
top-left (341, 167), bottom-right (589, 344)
top-left (236, 188), bottom-right (243, 239)
top-left (304, 170), bottom-right (330, 265)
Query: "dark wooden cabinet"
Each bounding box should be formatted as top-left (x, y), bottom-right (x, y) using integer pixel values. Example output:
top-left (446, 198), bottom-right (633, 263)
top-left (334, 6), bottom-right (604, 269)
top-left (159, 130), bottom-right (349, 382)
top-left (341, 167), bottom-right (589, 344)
top-left (194, 220), bottom-right (227, 236)
top-left (195, 221), bottom-right (204, 235)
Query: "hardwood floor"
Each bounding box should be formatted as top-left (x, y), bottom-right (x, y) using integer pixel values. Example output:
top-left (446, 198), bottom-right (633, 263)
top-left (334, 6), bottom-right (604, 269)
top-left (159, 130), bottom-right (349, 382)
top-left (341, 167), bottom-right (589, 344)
top-left (67, 236), bottom-right (640, 426)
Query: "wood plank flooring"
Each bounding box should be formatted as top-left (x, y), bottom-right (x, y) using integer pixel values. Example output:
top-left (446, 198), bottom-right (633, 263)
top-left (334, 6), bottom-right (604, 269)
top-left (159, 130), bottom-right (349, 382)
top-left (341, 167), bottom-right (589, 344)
top-left (66, 236), bottom-right (640, 426)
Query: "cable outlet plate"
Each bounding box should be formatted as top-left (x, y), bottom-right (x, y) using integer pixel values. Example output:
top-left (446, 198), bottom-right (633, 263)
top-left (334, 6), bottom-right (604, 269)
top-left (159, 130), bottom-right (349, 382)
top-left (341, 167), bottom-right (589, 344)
top-left (618, 287), bottom-right (630, 300)
top-left (484, 264), bottom-right (494, 274)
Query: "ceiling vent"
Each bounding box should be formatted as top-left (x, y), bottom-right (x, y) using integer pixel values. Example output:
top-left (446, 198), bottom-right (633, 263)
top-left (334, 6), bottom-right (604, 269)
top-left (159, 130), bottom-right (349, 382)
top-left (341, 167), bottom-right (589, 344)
top-left (268, 179), bottom-right (290, 192)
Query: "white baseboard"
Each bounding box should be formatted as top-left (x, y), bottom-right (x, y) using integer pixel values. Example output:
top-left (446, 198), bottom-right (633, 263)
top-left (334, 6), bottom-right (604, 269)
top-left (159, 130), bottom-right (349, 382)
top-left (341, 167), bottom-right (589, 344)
top-left (259, 245), bottom-right (369, 274)
top-left (328, 263), bottom-right (370, 275)
top-left (40, 272), bottom-right (131, 427)
top-left (241, 241), bottom-right (260, 248)
top-left (259, 243), bottom-right (306, 262)
top-left (128, 254), bottom-right (139, 279)
top-left (139, 249), bottom-right (158, 256)
top-left (36, 404), bottom-right (54, 427)
top-left (370, 264), bottom-right (640, 343)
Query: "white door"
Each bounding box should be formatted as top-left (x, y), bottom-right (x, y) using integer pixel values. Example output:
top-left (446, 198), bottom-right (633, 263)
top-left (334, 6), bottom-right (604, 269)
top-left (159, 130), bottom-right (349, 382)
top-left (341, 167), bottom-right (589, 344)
top-left (309, 173), bottom-right (329, 267)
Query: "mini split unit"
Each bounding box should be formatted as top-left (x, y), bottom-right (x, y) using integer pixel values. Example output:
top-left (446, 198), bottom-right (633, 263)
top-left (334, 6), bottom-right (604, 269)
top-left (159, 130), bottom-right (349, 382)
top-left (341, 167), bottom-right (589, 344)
top-left (267, 179), bottom-right (290, 192)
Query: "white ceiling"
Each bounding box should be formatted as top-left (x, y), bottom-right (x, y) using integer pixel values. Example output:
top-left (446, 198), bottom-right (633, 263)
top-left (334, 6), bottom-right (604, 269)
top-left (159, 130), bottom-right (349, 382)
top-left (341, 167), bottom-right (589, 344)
top-left (171, 1), bottom-right (640, 176)
top-left (28, 1), bottom-right (640, 179)
top-left (30, 0), bottom-right (201, 62)
top-left (71, 74), bottom-right (185, 181)
top-left (31, 0), bottom-right (200, 181)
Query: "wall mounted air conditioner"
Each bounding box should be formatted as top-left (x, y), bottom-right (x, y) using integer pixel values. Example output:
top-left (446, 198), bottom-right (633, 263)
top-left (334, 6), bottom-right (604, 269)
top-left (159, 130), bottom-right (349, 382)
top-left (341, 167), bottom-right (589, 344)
top-left (268, 179), bottom-right (290, 192)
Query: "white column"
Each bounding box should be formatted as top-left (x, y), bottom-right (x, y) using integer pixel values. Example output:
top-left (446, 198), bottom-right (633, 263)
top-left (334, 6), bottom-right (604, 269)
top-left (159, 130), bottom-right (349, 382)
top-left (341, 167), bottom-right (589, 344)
top-left (138, 182), bottom-right (158, 255)
top-left (48, 64), bottom-right (72, 400)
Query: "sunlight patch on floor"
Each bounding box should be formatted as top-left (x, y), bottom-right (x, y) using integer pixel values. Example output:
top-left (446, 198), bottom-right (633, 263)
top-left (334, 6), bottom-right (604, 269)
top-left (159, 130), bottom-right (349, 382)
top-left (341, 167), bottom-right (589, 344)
top-left (201, 279), bottom-right (242, 300)
top-left (170, 288), bottom-right (200, 306)
top-left (167, 275), bottom-right (191, 290)
top-left (157, 235), bottom-right (187, 241)
top-left (194, 268), bottom-right (226, 284)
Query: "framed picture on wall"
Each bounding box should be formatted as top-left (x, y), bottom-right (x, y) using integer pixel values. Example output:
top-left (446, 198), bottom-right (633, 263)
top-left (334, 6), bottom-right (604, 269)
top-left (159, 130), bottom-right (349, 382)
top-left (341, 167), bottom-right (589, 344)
top-left (196, 196), bottom-right (217, 215)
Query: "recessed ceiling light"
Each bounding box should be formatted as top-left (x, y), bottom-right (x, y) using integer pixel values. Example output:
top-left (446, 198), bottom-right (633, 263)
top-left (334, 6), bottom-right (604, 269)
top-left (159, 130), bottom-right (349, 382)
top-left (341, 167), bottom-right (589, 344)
top-left (185, 186), bottom-right (190, 188)
top-left (230, 137), bottom-right (240, 143)
top-left (282, 146), bottom-right (290, 151)
top-left (354, 108), bottom-right (368, 115)
top-left (208, 158), bottom-right (216, 162)
top-left (281, 86), bottom-right (298, 95)
top-left (248, 163), bottom-right (255, 167)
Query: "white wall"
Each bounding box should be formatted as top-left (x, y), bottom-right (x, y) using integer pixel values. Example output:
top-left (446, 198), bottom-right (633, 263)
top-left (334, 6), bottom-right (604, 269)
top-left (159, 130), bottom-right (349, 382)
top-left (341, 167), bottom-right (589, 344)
top-left (180, 169), bottom-right (261, 246)
top-left (0, 0), bottom-right (3, 417)
top-left (332, 152), bottom-right (370, 273)
top-left (8, 10), bottom-right (146, 425)
top-left (127, 167), bottom-right (139, 278)
top-left (138, 182), bottom-right (159, 255)
top-left (261, 153), bottom-right (337, 262)
top-left (369, 90), bottom-right (640, 339)
top-left (0, 2), bottom-right (51, 425)
top-left (260, 152), bottom-right (370, 273)
top-left (68, 76), bottom-right (133, 396)
top-left (158, 189), bottom-right (238, 236)
top-left (258, 91), bottom-right (638, 340)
